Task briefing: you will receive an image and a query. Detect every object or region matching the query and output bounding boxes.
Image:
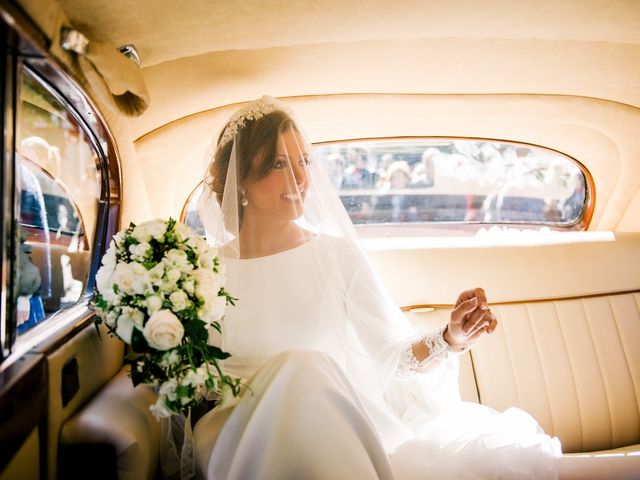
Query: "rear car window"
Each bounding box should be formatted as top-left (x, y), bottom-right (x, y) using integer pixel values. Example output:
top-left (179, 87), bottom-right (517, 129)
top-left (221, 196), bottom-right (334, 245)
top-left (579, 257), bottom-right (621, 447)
top-left (182, 138), bottom-right (589, 238)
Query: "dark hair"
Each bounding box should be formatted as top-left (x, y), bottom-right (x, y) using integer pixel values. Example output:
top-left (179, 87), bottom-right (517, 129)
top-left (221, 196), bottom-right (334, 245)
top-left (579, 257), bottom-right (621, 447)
top-left (207, 110), bottom-right (296, 208)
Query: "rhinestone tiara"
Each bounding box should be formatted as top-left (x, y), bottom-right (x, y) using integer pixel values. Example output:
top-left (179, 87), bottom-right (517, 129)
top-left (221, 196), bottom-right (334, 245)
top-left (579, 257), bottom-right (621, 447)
top-left (218, 95), bottom-right (292, 148)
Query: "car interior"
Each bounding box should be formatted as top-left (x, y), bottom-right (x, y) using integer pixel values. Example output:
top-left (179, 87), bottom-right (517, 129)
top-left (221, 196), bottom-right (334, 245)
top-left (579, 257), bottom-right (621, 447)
top-left (1, 1), bottom-right (639, 479)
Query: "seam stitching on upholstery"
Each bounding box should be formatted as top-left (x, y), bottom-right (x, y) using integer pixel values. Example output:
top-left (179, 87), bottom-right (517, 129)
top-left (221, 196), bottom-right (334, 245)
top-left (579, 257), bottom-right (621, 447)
top-left (525, 303), bottom-right (555, 435)
top-left (608, 295), bottom-right (640, 429)
top-left (554, 300), bottom-right (584, 452)
top-left (582, 298), bottom-right (614, 449)
top-left (499, 305), bottom-right (523, 408)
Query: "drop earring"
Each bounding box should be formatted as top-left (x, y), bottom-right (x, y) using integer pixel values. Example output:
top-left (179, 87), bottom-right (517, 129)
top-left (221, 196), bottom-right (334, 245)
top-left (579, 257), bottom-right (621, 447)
top-left (240, 187), bottom-right (249, 207)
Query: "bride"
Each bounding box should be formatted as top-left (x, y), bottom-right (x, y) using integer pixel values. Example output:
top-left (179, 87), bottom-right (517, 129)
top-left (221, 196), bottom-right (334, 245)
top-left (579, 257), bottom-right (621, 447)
top-left (190, 95), bottom-right (562, 479)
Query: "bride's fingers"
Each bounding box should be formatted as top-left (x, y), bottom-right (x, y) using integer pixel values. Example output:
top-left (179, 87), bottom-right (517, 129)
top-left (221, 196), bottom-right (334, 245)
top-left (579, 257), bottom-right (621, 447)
top-left (451, 297), bottom-right (479, 329)
top-left (463, 309), bottom-right (490, 336)
top-left (466, 313), bottom-right (497, 341)
top-left (454, 287), bottom-right (484, 308)
top-left (485, 314), bottom-right (498, 333)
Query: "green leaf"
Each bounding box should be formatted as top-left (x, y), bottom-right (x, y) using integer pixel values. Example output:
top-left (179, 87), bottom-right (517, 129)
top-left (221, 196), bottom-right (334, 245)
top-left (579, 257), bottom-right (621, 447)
top-left (184, 319), bottom-right (208, 343)
top-left (206, 345), bottom-right (231, 360)
top-left (131, 328), bottom-right (150, 353)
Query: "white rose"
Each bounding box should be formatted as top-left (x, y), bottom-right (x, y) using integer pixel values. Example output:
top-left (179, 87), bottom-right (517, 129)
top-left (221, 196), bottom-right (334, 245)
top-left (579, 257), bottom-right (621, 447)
top-left (145, 263), bottom-right (165, 286)
top-left (132, 224), bottom-right (152, 243)
top-left (110, 263), bottom-right (136, 294)
top-left (143, 310), bottom-right (184, 350)
top-left (169, 290), bottom-right (189, 312)
top-left (182, 279), bottom-right (195, 295)
top-left (187, 234), bottom-right (209, 257)
top-left (164, 249), bottom-right (192, 272)
top-left (145, 219), bottom-right (167, 241)
top-left (95, 263), bottom-right (114, 295)
top-left (115, 313), bottom-right (135, 344)
top-left (146, 295), bottom-right (164, 315)
top-left (192, 269), bottom-right (222, 300)
top-left (101, 286), bottom-right (121, 305)
top-left (200, 295), bottom-right (227, 324)
top-left (120, 306), bottom-right (145, 328)
top-left (130, 262), bottom-right (152, 295)
top-left (102, 245), bottom-right (117, 271)
top-left (197, 248), bottom-right (217, 271)
top-left (129, 242), bottom-right (151, 261)
top-left (165, 268), bottom-right (182, 285)
top-left (174, 222), bottom-right (192, 243)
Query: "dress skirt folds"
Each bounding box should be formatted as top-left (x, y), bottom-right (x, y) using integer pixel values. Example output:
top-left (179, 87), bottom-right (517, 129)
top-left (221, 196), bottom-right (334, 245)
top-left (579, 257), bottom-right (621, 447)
top-left (193, 350), bottom-right (560, 480)
top-left (194, 350), bottom-right (395, 479)
top-left (192, 236), bottom-right (560, 479)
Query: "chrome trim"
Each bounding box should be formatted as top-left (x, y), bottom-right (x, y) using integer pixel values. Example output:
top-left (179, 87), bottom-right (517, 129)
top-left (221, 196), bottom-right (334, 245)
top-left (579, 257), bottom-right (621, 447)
top-left (118, 44), bottom-right (141, 66)
top-left (1, 23), bottom-right (17, 360)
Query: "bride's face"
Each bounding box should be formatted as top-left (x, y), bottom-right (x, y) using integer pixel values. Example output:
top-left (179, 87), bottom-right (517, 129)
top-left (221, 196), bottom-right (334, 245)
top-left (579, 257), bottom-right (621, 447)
top-left (244, 128), bottom-right (310, 222)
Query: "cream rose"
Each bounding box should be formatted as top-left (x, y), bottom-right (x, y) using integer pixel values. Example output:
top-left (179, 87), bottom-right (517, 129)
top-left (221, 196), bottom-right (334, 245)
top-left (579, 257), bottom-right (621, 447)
top-left (143, 310), bottom-right (184, 350)
top-left (115, 314), bottom-right (135, 344)
top-left (145, 219), bottom-right (167, 241)
top-left (95, 264), bottom-right (114, 295)
top-left (110, 263), bottom-right (136, 294)
top-left (129, 241), bottom-right (151, 261)
top-left (120, 306), bottom-right (145, 328)
top-left (131, 224), bottom-right (152, 243)
top-left (164, 249), bottom-right (192, 272)
top-left (169, 290), bottom-right (189, 312)
top-left (182, 279), bottom-right (195, 295)
top-left (146, 295), bottom-right (164, 315)
top-left (145, 263), bottom-right (165, 286)
top-left (197, 248), bottom-right (217, 271)
top-left (192, 269), bottom-right (222, 300)
top-left (200, 295), bottom-right (227, 324)
top-left (165, 268), bottom-right (182, 285)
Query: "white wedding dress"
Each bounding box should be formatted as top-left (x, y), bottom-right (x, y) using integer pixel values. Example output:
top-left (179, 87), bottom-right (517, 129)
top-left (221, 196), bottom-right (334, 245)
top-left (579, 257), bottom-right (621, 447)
top-left (193, 235), bottom-right (561, 479)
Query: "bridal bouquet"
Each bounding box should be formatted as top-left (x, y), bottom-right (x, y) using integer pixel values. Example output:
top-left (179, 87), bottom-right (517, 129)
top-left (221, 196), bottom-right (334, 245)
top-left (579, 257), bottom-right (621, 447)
top-left (92, 218), bottom-right (240, 419)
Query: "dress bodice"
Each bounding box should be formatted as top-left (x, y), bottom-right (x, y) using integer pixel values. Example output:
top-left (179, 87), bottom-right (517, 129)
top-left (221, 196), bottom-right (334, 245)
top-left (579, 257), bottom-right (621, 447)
top-left (218, 236), bottom-right (346, 378)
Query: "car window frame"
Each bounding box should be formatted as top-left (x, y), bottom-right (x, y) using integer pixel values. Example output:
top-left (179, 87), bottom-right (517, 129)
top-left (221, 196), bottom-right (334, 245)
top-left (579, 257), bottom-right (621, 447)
top-left (0, 6), bottom-right (121, 368)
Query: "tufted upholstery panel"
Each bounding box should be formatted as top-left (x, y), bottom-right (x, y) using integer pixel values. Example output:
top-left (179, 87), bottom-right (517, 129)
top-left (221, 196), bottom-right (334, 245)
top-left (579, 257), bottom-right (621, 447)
top-left (369, 232), bottom-right (640, 456)
top-left (470, 293), bottom-right (640, 453)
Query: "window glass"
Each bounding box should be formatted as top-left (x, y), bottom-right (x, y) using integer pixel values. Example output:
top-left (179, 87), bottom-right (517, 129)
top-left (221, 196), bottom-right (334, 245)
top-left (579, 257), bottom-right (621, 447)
top-left (182, 139), bottom-right (587, 238)
top-left (315, 139), bottom-right (587, 232)
top-left (14, 68), bottom-right (101, 335)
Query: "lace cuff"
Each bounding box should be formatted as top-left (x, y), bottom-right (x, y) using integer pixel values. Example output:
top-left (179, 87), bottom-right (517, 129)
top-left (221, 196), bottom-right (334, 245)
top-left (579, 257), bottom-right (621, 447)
top-left (396, 325), bottom-right (470, 378)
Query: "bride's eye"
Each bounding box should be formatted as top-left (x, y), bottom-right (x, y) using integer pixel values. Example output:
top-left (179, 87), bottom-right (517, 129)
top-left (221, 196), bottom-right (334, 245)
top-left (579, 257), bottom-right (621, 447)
top-left (299, 154), bottom-right (312, 166)
top-left (273, 156), bottom-right (289, 169)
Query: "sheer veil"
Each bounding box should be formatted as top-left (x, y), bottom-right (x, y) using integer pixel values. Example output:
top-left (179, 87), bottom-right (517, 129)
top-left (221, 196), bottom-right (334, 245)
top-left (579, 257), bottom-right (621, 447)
top-left (181, 96), bottom-right (561, 480)
top-left (196, 95), bottom-right (418, 397)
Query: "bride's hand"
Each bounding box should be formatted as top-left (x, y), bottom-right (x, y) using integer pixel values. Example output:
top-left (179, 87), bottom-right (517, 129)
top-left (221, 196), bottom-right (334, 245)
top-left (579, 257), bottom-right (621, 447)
top-left (444, 288), bottom-right (498, 350)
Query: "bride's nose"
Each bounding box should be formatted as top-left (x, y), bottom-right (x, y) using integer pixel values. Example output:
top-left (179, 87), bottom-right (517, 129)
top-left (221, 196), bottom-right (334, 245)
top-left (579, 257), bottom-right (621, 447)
top-left (292, 162), bottom-right (308, 191)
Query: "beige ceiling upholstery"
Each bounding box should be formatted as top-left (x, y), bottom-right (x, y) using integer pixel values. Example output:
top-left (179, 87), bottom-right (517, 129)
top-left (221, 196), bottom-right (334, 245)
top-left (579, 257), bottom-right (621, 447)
top-left (27, 0), bottom-right (640, 231)
top-left (57, 0), bottom-right (640, 68)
